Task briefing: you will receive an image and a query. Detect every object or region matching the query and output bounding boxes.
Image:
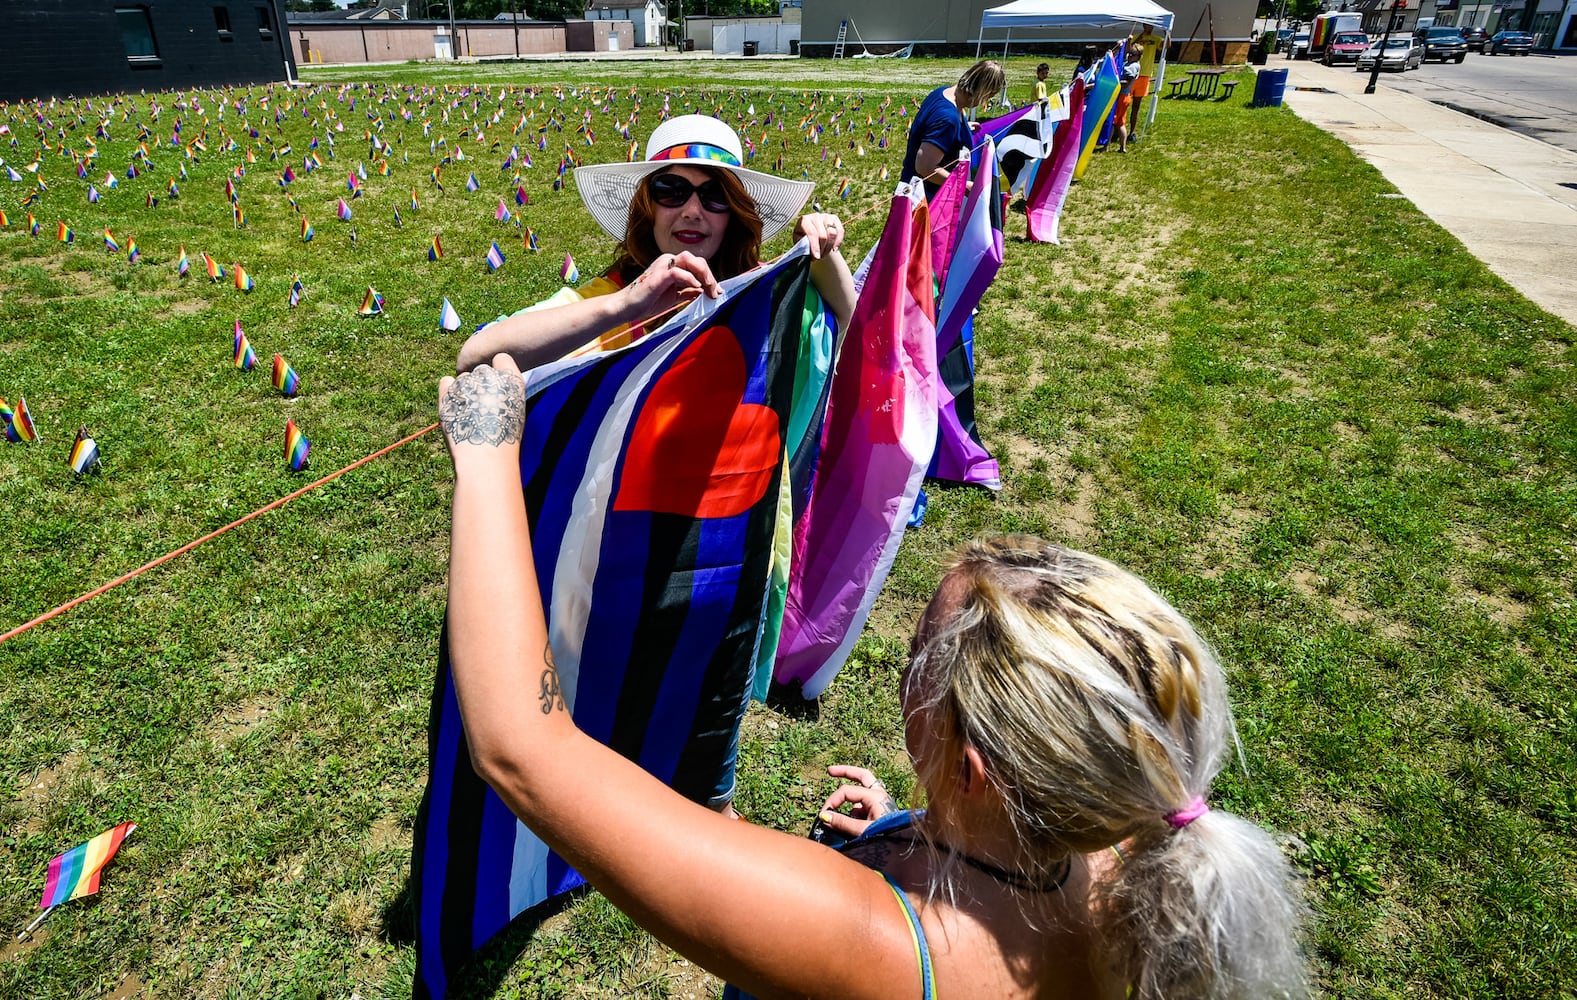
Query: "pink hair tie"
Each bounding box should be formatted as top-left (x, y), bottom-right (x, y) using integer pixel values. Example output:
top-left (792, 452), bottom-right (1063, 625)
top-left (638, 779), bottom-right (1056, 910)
top-left (1165, 797), bottom-right (1209, 830)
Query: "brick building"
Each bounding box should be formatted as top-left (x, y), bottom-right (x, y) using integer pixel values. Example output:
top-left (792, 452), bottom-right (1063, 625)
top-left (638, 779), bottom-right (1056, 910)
top-left (0, 1), bottom-right (295, 102)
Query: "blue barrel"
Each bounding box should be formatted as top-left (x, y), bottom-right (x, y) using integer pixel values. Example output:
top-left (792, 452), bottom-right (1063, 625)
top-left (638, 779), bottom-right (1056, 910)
top-left (1253, 68), bottom-right (1289, 108)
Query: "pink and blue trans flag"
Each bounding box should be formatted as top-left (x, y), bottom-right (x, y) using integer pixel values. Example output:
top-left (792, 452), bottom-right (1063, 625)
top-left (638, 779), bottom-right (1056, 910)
top-left (411, 246), bottom-right (835, 999)
top-left (775, 183), bottom-right (940, 698)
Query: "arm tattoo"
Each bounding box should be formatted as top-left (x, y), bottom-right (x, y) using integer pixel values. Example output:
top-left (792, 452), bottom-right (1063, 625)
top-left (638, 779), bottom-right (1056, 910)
top-left (441, 364), bottom-right (525, 447)
top-left (539, 642), bottom-right (565, 714)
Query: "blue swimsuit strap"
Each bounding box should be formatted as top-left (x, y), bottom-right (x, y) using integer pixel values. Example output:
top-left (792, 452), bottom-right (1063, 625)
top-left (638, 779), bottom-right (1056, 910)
top-left (880, 871), bottom-right (937, 1000)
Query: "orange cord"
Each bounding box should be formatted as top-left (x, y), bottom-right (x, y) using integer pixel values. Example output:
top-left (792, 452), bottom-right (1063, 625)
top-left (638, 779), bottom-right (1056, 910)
top-left (0, 422), bottom-right (440, 646)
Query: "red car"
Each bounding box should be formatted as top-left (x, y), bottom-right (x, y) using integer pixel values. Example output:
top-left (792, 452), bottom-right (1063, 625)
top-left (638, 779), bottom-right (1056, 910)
top-left (1322, 31), bottom-right (1371, 65)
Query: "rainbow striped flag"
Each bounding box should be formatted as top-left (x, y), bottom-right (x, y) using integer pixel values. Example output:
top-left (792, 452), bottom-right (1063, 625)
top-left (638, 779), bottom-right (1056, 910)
top-left (202, 253), bottom-right (224, 281)
top-left (359, 286), bottom-right (384, 316)
top-left (234, 265), bottom-right (254, 292)
top-left (301, 217), bottom-right (314, 242)
top-left (68, 426), bottom-right (100, 474)
top-left (127, 239), bottom-right (139, 264)
top-left (57, 221), bottom-right (74, 243)
top-left (39, 822), bottom-right (134, 909)
top-left (9, 397), bottom-right (38, 442)
top-left (272, 354), bottom-right (300, 396)
top-left (103, 228), bottom-right (119, 251)
top-left (429, 235), bottom-right (443, 261)
top-left (233, 321), bottom-right (257, 370)
top-left (177, 246), bottom-right (190, 278)
top-left (0, 397), bottom-right (16, 442)
top-left (284, 418), bottom-right (310, 471)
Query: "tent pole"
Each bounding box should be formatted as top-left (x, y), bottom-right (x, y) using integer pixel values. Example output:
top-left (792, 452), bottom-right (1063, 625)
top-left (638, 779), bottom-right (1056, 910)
top-left (1003, 27), bottom-right (1011, 60)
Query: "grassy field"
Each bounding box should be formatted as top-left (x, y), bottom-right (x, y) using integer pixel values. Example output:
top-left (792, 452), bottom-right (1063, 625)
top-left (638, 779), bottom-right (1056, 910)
top-left (1, 55), bottom-right (1573, 998)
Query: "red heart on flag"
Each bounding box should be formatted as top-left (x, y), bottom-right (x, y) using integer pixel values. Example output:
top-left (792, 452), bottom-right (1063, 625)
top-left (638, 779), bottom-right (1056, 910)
top-left (614, 326), bottom-right (780, 520)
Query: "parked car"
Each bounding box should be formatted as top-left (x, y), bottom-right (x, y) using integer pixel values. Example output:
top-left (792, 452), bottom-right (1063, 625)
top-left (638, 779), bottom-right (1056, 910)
top-left (1322, 30), bottom-right (1370, 65)
top-left (1356, 36), bottom-right (1424, 71)
top-left (1416, 25), bottom-right (1468, 62)
top-left (1461, 26), bottom-right (1489, 52)
top-left (1488, 31), bottom-right (1535, 55)
top-left (1290, 31), bottom-right (1311, 58)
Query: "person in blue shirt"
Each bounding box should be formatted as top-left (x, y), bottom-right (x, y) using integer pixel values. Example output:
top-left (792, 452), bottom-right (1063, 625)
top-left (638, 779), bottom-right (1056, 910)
top-left (901, 59), bottom-right (1006, 198)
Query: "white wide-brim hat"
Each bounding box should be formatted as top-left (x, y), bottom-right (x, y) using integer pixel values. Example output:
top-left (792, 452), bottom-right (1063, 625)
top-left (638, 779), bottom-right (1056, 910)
top-left (574, 114), bottom-right (814, 244)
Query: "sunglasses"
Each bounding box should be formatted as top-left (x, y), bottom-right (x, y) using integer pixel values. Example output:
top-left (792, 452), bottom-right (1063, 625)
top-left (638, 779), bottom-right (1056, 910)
top-left (649, 173), bottom-right (731, 213)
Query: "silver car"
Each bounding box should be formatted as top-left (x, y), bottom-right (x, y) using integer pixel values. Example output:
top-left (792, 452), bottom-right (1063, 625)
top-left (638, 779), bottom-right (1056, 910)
top-left (1356, 36), bottom-right (1424, 71)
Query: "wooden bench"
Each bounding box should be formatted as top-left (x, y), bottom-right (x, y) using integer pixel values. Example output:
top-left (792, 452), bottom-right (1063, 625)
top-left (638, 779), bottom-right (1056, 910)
top-left (1218, 79), bottom-right (1240, 100)
top-left (1166, 77), bottom-right (1190, 98)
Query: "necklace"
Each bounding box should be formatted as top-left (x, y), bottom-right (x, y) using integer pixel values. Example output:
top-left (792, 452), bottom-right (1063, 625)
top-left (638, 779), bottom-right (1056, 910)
top-left (861, 832), bottom-right (1073, 894)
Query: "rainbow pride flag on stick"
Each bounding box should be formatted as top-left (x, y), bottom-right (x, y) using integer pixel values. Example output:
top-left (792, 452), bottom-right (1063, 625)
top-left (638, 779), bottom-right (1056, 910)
top-left (23, 822), bottom-right (136, 939)
top-left (284, 418), bottom-right (310, 471)
top-left (272, 354), bottom-right (300, 397)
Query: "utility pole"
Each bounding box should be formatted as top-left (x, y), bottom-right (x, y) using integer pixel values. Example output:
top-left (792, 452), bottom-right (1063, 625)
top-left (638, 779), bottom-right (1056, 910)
top-left (511, 0), bottom-right (519, 58)
top-left (1364, 0), bottom-right (1403, 94)
top-left (448, 0), bottom-right (458, 60)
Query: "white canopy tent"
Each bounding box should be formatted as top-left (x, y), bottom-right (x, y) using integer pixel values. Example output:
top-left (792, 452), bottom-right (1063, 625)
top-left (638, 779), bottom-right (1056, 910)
top-left (977, 0), bottom-right (1175, 129)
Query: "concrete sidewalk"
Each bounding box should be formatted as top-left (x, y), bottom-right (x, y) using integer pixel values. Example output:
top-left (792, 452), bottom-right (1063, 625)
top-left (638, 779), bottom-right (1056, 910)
top-left (1279, 60), bottom-right (1577, 326)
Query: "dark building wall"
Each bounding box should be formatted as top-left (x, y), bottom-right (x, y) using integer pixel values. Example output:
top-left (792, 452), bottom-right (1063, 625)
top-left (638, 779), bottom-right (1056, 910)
top-left (0, 0), bottom-right (295, 102)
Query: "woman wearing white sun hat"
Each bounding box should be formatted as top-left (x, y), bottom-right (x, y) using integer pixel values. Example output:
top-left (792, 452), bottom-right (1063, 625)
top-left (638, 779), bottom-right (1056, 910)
top-left (457, 114), bottom-right (856, 375)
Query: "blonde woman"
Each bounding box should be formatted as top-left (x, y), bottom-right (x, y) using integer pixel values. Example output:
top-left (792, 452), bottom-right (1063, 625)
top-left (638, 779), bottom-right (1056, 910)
top-left (901, 59), bottom-right (1007, 198)
top-left (438, 354), bottom-right (1305, 1000)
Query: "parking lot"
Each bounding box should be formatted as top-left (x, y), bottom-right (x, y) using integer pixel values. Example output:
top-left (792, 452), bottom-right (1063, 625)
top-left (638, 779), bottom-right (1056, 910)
top-left (1291, 49), bottom-right (1577, 154)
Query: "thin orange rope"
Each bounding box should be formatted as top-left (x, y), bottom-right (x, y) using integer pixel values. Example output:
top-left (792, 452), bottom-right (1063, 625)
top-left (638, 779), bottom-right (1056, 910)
top-left (0, 422), bottom-right (440, 646)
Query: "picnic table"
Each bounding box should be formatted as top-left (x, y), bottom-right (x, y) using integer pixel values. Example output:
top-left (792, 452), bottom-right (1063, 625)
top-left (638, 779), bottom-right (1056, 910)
top-left (1165, 68), bottom-right (1236, 101)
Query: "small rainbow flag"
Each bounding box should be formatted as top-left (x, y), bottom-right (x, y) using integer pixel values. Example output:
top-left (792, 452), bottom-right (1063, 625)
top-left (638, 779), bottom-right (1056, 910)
top-left (39, 822), bottom-right (135, 910)
top-left (486, 241), bottom-right (505, 273)
top-left (411, 189), bottom-right (420, 210)
top-left (68, 426), bottom-right (100, 474)
top-left (336, 198), bottom-right (352, 221)
top-left (359, 286), bottom-right (384, 316)
top-left (0, 210), bottom-right (8, 227)
top-left (284, 419), bottom-right (310, 471)
top-left (146, 192), bottom-right (158, 209)
top-left (272, 354), bottom-right (300, 396)
top-left (837, 177), bottom-right (852, 199)
top-left (289, 276), bottom-right (304, 308)
top-left (177, 246), bottom-right (190, 278)
top-left (0, 397), bottom-right (14, 442)
top-left (429, 235), bottom-right (444, 261)
top-left (301, 217), bottom-right (314, 242)
top-left (233, 203), bottom-right (247, 228)
top-left (127, 239), bottom-right (139, 264)
top-left (203, 253), bottom-right (224, 281)
top-left (29, 214), bottom-right (39, 236)
top-left (10, 396), bottom-right (38, 442)
top-left (234, 265), bottom-right (254, 292)
top-left (57, 222), bottom-right (74, 243)
top-left (233, 321), bottom-right (256, 370)
top-left (561, 253), bottom-right (578, 284)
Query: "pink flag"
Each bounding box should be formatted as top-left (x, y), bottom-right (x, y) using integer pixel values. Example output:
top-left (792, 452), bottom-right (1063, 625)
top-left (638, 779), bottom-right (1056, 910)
top-left (775, 183), bottom-right (939, 698)
top-left (1027, 78), bottom-right (1087, 245)
top-left (928, 167), bottom-right (967, 288)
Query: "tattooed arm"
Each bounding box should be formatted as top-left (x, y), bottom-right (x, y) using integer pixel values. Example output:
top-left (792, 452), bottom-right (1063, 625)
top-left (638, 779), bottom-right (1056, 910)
top-left (438, 356), bottom-right (926, 1000)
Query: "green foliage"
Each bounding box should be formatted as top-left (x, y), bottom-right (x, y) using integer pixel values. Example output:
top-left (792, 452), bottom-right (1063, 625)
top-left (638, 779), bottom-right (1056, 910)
top-left (1, 56), bottom-right (1574, 1000)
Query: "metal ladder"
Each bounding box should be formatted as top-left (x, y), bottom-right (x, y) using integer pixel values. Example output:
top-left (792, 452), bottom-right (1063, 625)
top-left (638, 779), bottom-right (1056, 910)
top-left (832, 19), bottom-right (848, 59)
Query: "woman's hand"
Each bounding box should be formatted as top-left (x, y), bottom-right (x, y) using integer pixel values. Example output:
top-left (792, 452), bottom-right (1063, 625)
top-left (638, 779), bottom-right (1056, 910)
top-left (621, 251), bottom-right (722, 321)
top-left (438, 354), bottom-right (526, 470)
top-left (794, 212), bottom-right (845, 260)
top-left (816, 765), bottom-right (898, 839)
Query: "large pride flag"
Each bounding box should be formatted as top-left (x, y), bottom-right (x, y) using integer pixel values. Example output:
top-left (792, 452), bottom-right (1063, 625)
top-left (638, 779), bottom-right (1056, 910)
top-left (411, 247), bottom-right (834, 999)
top-left (39, 822), bottom-right (135, 909)
top-left (1074, 53), bottom-right (1122, 182)
top-left (775, 183), bottom-right (939, 698)
top-left (931, 136), bottom-right (1004, 491)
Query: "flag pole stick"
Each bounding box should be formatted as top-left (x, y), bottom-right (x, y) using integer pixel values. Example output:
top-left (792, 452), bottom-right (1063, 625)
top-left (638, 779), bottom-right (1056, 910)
top-left (16, 905), bottom-right (56, 942)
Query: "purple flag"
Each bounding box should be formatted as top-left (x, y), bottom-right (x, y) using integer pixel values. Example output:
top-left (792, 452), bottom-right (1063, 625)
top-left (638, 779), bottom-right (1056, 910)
top-left (931, 137), bottom-right (1003, 490)
top-left (776, 184), bottom-right (939, 698)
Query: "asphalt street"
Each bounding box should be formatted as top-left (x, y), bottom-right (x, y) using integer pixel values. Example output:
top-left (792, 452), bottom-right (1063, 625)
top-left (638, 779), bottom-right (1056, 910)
top-left (1294, 50), bottom-right (1577, 154)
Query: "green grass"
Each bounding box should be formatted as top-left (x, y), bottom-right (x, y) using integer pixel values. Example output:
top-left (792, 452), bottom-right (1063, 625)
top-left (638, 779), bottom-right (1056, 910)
top-left (2, 57), bottom-right (1574, 998)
